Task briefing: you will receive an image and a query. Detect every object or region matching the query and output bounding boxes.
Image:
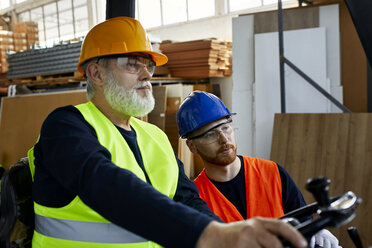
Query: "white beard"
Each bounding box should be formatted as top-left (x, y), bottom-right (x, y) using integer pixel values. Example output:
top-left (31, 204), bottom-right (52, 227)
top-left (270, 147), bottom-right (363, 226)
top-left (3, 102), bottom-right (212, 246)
top-left (103, 71), bottom-right (155, 117)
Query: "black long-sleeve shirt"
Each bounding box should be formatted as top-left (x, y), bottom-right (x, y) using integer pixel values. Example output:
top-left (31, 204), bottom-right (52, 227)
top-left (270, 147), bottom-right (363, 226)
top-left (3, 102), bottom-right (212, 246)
top-left (32, 105), bottom-right (219, 248)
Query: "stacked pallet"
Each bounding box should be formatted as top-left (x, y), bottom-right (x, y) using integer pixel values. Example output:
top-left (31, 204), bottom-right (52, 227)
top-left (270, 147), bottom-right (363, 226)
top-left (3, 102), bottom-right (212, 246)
top-left (159, 38), bottom-right (232, 79)
top-left (0, 30), bottom-right (15, 73)
top-left (13, 32), bottom-right (28, 52)
top-left (13, 22), bottom-right (39, 47)
top-left (7, 41), bottom-right (82, 80)
top-left (0, 22), bottom-right (39, 73)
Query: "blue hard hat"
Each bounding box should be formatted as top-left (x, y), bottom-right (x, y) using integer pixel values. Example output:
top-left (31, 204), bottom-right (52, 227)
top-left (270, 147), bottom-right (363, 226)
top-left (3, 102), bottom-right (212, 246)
top-left (176, 91), bottom-right (233, 138)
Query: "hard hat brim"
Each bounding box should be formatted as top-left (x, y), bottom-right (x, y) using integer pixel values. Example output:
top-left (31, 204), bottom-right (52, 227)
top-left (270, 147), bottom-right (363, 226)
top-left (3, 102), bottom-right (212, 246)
top-left (77, 50), bottom-right (168, 74)
top-left (144, 51), bottom-right (168, 66)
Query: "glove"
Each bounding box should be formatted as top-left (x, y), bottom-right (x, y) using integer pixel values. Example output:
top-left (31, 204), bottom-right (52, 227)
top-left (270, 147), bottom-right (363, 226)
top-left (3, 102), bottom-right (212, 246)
top-left (310, 229), bottom-right (342, 248)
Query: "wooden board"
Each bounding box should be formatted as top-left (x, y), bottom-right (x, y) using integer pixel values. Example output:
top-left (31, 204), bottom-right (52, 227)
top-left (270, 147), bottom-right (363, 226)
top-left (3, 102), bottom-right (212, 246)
top-left (251, 2), bottom-right (368, 112)
top-left (0, 90), bottom-right (150, 168)
top-left (167, 63), bottom-right (219, 69)
top-left (166, 57), bottom-right (217, 65)
top-left (8, 71), bottom-right (84, 86)
top-left (148, 86), bottom-right (167, 130)
top-left (166, 97), bottom-right (181, 114)
top-left (164, 97), bottom-right (182, 153)
top-left (270, 113), bottom-right (372, 247)
top-left (0, 90), bottom-right (88, 168)
top-left (160, 39), bottom-right (222, 53)
top-left (160, 38), bottom-right (232, 79)
top-left (253, 6), bottom-right (319, 34)
top-left (339, 1), bottom-right (368, 112)
top-left (171, 69), bottom-right (224, 79)
top-left (165, 49), bottom-right (219, 60)
top-left (169, 65), bottom-right (220, 71)
top-left (165, 112), bottom-right (179, 154)
top-left (178, 137), bottom-right (193, 178)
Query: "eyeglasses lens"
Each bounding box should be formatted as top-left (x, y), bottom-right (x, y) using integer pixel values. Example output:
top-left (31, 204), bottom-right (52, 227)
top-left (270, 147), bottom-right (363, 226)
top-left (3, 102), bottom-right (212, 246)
top-left (116, 56), bottom-right (156, 75)
top-left (199, 122), bottom-right (233, 144)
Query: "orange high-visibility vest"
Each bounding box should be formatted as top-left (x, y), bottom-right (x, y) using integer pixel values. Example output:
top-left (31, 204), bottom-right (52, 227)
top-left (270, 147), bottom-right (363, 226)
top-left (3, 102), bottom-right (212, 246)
top-left (194, 156), bottom-right (284, 223)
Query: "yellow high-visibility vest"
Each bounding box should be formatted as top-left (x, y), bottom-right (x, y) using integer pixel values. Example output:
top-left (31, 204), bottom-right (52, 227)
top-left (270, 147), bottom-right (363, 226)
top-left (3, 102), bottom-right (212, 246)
top-left (28, 101), bottom-right (179, 248)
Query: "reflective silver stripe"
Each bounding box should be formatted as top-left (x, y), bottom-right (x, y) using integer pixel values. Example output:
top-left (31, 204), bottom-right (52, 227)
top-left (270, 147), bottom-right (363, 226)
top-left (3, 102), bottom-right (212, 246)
top-left (35, 214), bottom-right (148, 243)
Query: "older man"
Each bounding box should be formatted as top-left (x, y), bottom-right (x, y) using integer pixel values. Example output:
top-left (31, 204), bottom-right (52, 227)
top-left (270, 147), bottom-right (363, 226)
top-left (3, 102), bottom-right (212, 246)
top-left (28, 17), bottom-right (307, 248)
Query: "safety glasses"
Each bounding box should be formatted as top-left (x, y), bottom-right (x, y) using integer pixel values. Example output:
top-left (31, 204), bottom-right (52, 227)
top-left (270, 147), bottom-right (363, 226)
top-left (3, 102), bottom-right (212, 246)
top-left (188, 120), bottom-right (233, 144)
top-left (98, 55), bottom-right (156, 75)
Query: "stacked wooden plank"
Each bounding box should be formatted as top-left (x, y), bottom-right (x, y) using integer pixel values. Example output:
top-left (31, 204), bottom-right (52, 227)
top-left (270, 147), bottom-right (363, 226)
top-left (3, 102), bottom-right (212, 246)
top-left (271, 113), bottom-right (372, 247)
top-left (13, 22), bottom-right (39, 47)
top-left (159, 38), bottom-right (232, 79)
top-left (0, 22), bottom-right (39, 73)
top-left (13, 32), bottom-right (28, 52)
top-left (0, 29), bottom-right (15, 73)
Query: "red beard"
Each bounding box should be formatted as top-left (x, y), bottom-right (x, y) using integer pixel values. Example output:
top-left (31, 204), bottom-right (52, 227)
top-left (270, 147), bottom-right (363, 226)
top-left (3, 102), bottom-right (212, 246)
top-left (198, 144), bottom-right (237, 166)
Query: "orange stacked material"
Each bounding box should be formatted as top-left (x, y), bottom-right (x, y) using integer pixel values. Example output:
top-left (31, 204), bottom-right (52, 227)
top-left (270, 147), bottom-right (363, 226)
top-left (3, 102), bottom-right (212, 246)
top-left (159, 38), bottom-right (232, 79)
top-left (13, 32), bottom-right (28, 52)
top-left (0, 49), bottom-right (7, 73)
top-left (0, 30), bottom-right (15, 73)
top-left (14, 22), bottom-right (39, 47)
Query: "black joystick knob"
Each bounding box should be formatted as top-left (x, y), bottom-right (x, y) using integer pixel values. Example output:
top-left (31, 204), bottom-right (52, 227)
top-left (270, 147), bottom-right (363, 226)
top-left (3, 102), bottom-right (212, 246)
top-left (347, 226), bottom-right (364, 248)
top-left (306, 177), bottom-right (331, 208)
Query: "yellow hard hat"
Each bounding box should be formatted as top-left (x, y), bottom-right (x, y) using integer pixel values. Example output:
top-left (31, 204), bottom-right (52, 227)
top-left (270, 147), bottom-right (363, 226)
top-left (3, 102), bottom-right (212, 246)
top-left (77, 16), bottom-right (168, 73)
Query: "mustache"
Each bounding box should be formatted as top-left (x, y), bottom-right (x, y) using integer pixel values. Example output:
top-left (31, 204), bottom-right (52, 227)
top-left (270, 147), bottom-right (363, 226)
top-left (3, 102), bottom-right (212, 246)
top-left (133, 81), bottom-right (152, 90)
top-left (217, 144), bottom-right (235, 153)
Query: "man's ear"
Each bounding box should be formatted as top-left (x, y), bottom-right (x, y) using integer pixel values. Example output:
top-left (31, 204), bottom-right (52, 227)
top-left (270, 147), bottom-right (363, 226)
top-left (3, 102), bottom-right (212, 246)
top-left (186, 140), bottom-right (198, 154)
top-left (86, 62), bottom-right (104, 86)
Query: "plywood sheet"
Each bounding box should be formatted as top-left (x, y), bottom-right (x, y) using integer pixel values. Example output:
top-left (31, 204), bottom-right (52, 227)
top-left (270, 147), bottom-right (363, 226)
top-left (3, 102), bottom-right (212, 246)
top-left (148, 86), bottom-right (167, 131)
top-left (253, 6), bottom-right (319, 34)
top-left (255, 27), bottom-right (330, 160)
top-left (160, 39), bottom-right (222, 53)
top-left (171, 69), bottom-right (224, 78)
top-left (165, 112), bottom-right (179, 154)
top-left (165, 49), bottom-right (219, 61)
top-left (0, 90), bottom-right (87, 168)
top-left (178, 135), bottom-right (193, 178)
top-left (160, 39), bottom-right (232, 79)
top-left (166, 97), bottom-right (181, 114)
top-left (339, 1), bottom-right (368, 112)
top-left (271, 113), bottom-right (372, 247)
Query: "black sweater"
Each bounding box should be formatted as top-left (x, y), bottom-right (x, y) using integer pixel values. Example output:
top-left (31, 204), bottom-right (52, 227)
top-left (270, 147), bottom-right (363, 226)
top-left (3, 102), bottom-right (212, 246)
top-left (32, 105), bottom-right (219, 248)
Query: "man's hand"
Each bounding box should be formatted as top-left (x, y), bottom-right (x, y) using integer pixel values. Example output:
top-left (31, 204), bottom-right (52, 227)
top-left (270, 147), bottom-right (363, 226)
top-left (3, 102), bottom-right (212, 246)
top-left (310, 229), bottom-right (342, 248)
top-left (196, 217), bottom-right (308, 248)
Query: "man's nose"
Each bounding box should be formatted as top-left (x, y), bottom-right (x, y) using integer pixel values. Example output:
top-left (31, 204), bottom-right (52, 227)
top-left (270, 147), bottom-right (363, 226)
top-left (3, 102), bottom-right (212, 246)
top-left (218, 132), bottom-right (229, 144)
top-left (138, 65), bottom-right (152, 81)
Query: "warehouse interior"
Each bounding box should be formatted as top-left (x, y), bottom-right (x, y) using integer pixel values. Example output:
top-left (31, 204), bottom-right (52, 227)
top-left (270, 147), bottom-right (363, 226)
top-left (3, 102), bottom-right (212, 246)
top-left (0, 0), bottom-right (371, 247)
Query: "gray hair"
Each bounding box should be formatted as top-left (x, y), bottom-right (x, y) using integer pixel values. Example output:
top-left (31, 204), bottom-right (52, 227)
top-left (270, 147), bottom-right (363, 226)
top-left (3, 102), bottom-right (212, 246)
top-left (82, 57), bottom-right (110, 101)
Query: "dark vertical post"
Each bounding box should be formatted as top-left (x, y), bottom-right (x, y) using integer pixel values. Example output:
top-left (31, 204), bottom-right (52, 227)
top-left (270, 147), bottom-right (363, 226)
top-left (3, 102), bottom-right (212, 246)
top-left (344, 0), bottom-right (372, 67)
top-left (344, 0), bottom-right (372, 112)
top-left (278, 0), bottom-right (286, 113)
top-left (368, 62), bottom-right (372, 112)
top-left (106, 0), bottom-right (135, 19)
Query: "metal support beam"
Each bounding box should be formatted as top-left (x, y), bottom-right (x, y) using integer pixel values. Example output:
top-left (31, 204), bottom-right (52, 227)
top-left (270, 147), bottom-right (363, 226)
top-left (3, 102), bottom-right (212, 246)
top-left (106, 0), bottom-right (135, 19)
top-left (278, 0), bottom-right (286, 113)
top-left (344, 0), bottom-right (372, 68)
top-left (277, 0), bottom-right (351, 113)
top-left (284, 57), bottom-right (351, 113)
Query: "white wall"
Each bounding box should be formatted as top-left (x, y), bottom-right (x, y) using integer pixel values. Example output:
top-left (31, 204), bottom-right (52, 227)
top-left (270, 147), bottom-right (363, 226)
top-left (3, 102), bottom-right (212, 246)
top-left (255, 27), bottom-right (329, 159)
top-left (148, 15), bottom-right (234, 109)
top-left (211, 76), bottom-right (233, 110)
top-left (231, 15), bottom-right (255, 156)
top-left (147, 15), bottom-right (233, 42)
top-left (232, 4), bottom-right (342, 160)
